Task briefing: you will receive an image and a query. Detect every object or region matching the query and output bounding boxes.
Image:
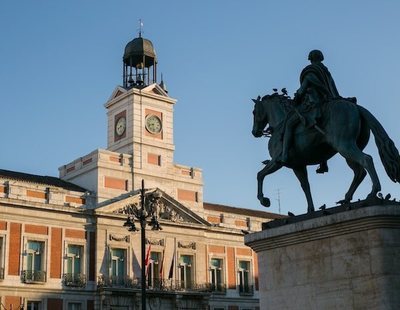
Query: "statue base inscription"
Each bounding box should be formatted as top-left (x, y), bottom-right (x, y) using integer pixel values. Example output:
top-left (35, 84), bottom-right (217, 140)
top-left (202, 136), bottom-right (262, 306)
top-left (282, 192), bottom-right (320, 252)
top-left (245, 205), bottom-right (400, 310)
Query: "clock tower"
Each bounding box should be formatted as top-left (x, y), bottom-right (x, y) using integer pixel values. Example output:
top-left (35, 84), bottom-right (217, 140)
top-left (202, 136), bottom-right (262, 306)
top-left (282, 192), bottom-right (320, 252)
top-left (105, 33), bottom-right (177, 187)
top-left (106, 33), bottom-right (175, 163)
top-left (60, 33), bottom-right (204, 213)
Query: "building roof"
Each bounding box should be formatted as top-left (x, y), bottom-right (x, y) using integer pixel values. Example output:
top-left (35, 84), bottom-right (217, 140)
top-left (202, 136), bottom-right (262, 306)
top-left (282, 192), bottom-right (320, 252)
top-left (203, 202), bottom-right (285, 219)
top-left (123, 36), bottom-right (157, 67)
top-left (0, 169), bottom-right (87, 192)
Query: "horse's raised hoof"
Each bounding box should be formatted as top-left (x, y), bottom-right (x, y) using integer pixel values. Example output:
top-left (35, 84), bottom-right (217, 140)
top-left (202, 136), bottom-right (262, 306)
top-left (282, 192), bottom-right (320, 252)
top-left (259, 197), bottom-right (271, 208)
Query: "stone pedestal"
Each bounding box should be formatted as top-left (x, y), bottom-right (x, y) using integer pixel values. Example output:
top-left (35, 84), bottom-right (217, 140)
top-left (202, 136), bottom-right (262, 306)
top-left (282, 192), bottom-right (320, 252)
top-left (245, 205), bottom-right (400, 310)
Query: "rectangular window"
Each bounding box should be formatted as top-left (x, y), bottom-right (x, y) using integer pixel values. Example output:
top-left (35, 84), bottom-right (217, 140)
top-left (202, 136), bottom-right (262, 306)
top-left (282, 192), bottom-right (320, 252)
top-left (148, 252), bottom-right (161, 288)
top-left (111, 248), bottom-right (126, 286)
top-left (24, 241), bottom-right (46, 283)
top-left (179, 255), bottom-right (193, 289)
top-left (209, 258), bottom-right (224, 292)
top-left (238, 260), bottom-right (253, 295)
top-left (64, 245), bottom-right (85, 287)
top-left (68, 303), bottom-right (82, 310)
top-left (27, 301), bottom-right (41, 310)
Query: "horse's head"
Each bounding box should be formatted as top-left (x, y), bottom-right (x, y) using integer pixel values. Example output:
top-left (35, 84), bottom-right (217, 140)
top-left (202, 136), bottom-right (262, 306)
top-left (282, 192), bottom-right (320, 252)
top-left (251, 96), bottom-right (269, 137)
top-left (252, 93), bottom-right (290, 137)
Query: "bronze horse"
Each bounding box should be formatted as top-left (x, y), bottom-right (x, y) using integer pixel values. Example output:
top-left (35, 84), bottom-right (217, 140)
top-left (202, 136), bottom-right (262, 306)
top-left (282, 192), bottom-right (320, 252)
top-left (252, 94), bottom-right (400, 213)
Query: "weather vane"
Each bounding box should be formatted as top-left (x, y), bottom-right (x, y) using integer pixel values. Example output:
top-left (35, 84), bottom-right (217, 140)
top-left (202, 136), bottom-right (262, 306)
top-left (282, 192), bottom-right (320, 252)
top-left (138, 19), bottom-right (144, 37)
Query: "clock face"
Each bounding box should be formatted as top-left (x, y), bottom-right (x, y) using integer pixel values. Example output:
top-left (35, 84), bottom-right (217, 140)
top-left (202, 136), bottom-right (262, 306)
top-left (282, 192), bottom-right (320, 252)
top-left (115, 117), bottom-right (126, 136)
top-left (145, 115), bottom-right (162, 134)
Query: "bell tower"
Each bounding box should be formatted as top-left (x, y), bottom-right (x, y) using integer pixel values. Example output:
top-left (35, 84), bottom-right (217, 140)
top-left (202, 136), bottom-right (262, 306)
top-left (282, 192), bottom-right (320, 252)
top-left (60, 30), bottom-right (204, 214)
top-left (105, 32), bottom-right (174, 156)
top-left (122, 31), bottom-right (157, 88)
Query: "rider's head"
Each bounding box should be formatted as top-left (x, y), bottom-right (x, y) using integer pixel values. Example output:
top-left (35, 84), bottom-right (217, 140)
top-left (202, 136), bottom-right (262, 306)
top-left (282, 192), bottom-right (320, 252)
top-left (308, 50), bottom-right (324, 63)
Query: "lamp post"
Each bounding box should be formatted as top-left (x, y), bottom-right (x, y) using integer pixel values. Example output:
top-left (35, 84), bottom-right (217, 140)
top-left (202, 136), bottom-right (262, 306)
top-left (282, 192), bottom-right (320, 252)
top-left (123, 179), bottom-right (162, 310)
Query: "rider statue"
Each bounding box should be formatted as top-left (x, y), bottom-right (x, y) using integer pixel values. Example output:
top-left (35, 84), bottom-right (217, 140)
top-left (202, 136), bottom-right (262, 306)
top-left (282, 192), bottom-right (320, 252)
top-left (280, 49), bottom-right (340, 173)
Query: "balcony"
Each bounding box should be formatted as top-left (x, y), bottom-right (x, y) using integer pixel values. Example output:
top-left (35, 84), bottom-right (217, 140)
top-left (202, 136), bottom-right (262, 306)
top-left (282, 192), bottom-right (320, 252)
top-left (21, 270), bottom-right (46, 283)
top-left (148, 279), bottom-right (211, 292)
top-left (98, 276), bottom-right (211, 293)
top-left (0, 267), bottom-right (4, 280)
top-left (98, 275), bottom-right (138, 288)
top-left (63, 273), bottom-right (86, 287)
top-left (238, 284), bottom-right (254, 296)
top-left (207, 283), bottom-right (227, 294)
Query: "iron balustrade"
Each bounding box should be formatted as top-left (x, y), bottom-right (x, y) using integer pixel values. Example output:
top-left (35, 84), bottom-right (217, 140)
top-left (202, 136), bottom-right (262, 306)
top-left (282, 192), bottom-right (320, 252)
top-left (63, 273), bottom-right (87, 287)
top-left (0, 267), bottom-right (4, 280)
top-left (238, 284), bottom-right (254, 296)
top-left (21, 270), bottom-right (46, 283)
top-left (147, 279), bottom-right (211, 292)
top-left (97, 276), bottom-right (211, 293)
top-left (207, 283), bottom-right (227, 294)
top-left (98, 275), bottom-right (138, 288)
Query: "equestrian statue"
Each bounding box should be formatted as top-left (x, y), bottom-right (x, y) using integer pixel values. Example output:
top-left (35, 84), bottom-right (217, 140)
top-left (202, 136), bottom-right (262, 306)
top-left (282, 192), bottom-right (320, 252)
top-left (252, 50), bottom-right (400, 213)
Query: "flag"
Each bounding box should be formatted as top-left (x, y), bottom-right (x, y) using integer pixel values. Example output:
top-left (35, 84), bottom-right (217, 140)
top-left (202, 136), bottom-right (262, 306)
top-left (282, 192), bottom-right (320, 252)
top-left (146, 259), bottom-right (154, 276)
top-left (159, 249), bottom-right (165, 279)
top-left (168, 251), bottom-right (175, 279)
top-left (145, 244), bottom-right (151, 273)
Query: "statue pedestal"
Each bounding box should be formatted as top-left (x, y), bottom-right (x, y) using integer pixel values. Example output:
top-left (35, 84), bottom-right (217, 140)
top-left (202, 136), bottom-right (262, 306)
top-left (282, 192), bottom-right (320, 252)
top-left (245, 205), bottom-right (400, 310)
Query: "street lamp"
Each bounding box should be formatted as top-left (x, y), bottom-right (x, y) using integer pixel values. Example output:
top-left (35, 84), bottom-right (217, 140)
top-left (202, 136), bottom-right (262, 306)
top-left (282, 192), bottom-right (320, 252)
top-left (123, 179), bottom-right (162, 310)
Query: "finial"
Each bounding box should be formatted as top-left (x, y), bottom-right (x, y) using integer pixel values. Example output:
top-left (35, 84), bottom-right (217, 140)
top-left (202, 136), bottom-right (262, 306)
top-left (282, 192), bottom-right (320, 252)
top-left (159, 73), bottom-right (168, 93)
top-left (138, 19), bottom-right (144, 37)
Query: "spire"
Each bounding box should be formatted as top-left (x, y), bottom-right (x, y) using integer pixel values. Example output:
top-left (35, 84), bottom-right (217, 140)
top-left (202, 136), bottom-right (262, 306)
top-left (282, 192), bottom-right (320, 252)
top-left (138, 19), bottom-right (143, 38)
top-left (159, 73), bottom-right (168, 93)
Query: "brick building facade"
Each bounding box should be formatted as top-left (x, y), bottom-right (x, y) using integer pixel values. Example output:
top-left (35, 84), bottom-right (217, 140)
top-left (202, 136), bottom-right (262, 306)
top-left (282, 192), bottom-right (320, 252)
top-left (0, 34), bottom-right (282, 310)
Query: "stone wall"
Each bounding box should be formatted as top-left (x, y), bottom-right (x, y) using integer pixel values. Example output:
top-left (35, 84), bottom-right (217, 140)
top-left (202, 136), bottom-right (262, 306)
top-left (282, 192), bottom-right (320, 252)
top-left (245, 205), bottom-right (400, 310)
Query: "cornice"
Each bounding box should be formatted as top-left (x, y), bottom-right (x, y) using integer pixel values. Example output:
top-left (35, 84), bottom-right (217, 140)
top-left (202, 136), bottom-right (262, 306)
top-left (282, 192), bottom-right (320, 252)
top-left (245, 205), bottom-right (400, 252)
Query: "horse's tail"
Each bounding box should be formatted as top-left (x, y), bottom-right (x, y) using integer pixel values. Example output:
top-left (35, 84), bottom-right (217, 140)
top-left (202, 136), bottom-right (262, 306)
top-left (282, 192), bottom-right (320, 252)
top-left (358, 105), bottom-right (400, 183)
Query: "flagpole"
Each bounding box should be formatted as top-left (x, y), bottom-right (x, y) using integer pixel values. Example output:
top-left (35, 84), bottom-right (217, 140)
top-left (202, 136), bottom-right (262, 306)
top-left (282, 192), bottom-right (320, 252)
top-left (140, 179), bottom-right (146, 310)
top-left (159, 248), bottom-right (165, 280)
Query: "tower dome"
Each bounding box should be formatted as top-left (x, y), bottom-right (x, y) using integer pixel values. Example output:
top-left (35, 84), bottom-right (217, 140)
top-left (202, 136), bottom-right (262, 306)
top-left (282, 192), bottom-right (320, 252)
top-left (123, 37), bottom-right (157, 67)
top-left (122, 35), bottom-right (158, 88)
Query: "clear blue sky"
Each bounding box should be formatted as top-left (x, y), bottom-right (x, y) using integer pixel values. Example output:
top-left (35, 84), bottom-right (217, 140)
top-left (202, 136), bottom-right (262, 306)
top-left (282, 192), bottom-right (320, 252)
top-left (1, 1), bottom-right (400, 215)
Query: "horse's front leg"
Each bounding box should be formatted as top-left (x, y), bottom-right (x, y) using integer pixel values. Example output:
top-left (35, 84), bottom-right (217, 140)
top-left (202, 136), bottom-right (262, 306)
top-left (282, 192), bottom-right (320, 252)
top-left (257, 160), bottom-right (282, 207)
top-left (292, 166), bottom-right (315, 213)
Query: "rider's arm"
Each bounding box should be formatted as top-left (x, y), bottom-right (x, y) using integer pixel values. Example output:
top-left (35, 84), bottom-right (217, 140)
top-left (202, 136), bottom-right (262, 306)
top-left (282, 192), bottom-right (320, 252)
top-left (296, 73), bottom-right (319, 97)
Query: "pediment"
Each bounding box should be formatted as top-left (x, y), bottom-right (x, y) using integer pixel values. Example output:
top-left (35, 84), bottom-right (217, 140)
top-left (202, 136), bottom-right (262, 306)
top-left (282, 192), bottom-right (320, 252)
top-left (142, 83), bottom-right (169, 97)
top-left (108, 86), bottom-right (127, 101)
top-left (95, 188), bottom-right (210, 226)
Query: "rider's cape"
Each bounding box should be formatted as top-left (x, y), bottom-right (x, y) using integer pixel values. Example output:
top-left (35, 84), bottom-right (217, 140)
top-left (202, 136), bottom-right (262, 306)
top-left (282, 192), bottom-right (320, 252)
top-left (300, 63), bottom-right (340, 100)
top-left (297, 63), bottom-right (341, 127)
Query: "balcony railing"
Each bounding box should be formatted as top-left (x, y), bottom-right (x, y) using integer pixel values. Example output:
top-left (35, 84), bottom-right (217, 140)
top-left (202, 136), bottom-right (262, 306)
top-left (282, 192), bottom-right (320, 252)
top-left (238, 284), bottom-right (254, 296)
top-left (98, 275), bottom-right (137, 288)
top-left (98, 276), bottom-right (211, 293)
top-left (207, 283), bottom-right (227, 294)
top-left (149, 279), bottom-right (211, 292)
top-left (0, 267), bottom-right (4, 280)
top-left (63, 273), bottom-right (87, 287)
top-left (21, 270), bottom-right (46, 283)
